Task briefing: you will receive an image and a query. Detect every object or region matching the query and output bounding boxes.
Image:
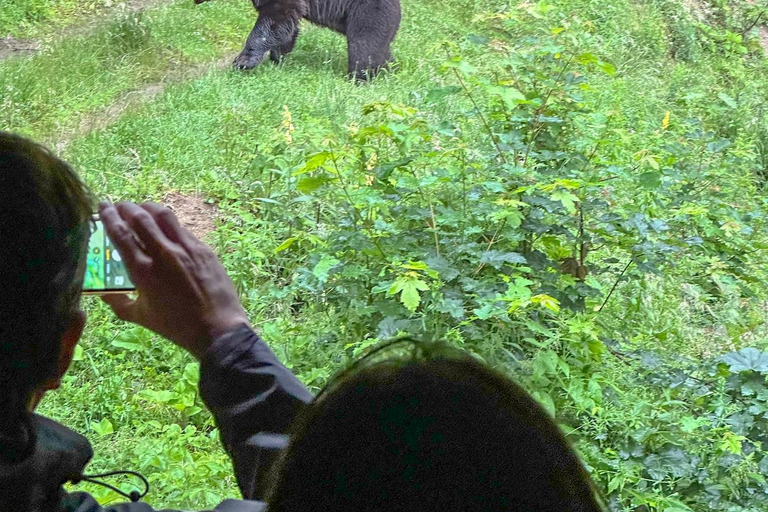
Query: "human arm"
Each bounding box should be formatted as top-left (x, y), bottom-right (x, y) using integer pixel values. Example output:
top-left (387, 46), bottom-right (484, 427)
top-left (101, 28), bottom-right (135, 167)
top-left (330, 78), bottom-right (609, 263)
top-left (200, 325), bottom-right (313, 498)
top-left (98, 201), bottom-right (312, 498)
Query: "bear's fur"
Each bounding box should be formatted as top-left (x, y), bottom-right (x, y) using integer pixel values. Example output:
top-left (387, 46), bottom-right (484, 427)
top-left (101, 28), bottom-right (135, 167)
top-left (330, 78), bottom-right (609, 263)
top-left (195, 0), bottom-right (401, 80)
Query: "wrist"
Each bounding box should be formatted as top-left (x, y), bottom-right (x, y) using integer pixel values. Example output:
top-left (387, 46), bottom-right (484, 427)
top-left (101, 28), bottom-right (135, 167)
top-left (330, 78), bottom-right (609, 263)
top-left (198, 322), bottom-right (254, 363)
top-left (190, 317), bottom-right (251, 360)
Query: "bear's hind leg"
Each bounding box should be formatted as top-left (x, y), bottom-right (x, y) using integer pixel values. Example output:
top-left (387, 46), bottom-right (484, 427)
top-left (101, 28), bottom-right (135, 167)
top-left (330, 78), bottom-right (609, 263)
top-left (347, 32), bottom-right (392, 81)
top-left (345, 0), bottom-right (400, 80)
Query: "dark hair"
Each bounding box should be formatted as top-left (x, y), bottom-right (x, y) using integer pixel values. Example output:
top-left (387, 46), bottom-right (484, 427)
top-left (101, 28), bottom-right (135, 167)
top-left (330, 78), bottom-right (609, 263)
top-left (266, 340), bottom-right (605, 512)
top-left (0, 132), bottom-right (93, 463)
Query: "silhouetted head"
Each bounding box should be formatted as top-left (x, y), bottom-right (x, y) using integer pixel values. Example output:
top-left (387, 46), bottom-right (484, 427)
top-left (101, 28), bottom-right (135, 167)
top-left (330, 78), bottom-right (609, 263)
top-left (0, 132), bottom-right (93, 463)
top-left (267, 340), bottom-right (605, 512)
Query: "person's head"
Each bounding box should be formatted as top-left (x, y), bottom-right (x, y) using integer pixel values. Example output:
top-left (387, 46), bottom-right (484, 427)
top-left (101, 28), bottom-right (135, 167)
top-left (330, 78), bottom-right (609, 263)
top-left (267, 340), bottom-right (604, 512)
top-left (0, 132), bottom-right (93, 463)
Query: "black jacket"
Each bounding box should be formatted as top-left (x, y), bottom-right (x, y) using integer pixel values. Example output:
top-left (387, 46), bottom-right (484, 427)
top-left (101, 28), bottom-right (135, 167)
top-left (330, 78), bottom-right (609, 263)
top-left (0, 324), bottom-right (314, 512)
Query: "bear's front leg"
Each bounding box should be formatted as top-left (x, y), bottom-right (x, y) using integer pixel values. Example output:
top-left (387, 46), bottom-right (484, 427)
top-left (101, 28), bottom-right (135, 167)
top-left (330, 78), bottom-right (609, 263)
top-left (234, 7), bottom-right (301, 70)
top-left (234, 16), bottom-right (275, 69)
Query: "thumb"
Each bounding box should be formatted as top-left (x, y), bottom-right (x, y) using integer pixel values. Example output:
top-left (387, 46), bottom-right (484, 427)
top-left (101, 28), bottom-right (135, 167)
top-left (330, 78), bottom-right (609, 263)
top-left (101, 294), bottom-right (137, 323)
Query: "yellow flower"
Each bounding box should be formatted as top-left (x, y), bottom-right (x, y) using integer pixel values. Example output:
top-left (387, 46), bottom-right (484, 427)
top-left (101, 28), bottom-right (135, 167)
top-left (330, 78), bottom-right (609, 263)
top-left (282, 105), bottom-right (295, 144)
top-left (661, 111), bottom-right (670, 130)
top-left (365, 153), bottom-right (378, 171)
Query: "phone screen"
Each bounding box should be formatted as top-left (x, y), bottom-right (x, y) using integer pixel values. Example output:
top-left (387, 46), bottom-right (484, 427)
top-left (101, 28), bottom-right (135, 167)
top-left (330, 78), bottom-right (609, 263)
top-left (83, 218), bottom-right (135, 293)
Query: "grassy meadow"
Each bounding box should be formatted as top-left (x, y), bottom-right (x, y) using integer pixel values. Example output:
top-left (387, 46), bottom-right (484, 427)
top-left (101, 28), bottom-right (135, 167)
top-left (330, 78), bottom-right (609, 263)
top-left (3, 0), bottom-right (768, 509)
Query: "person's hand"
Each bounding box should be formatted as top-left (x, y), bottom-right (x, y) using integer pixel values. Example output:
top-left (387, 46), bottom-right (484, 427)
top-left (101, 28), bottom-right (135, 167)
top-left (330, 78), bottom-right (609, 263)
top-left (99, 201), bottom-right (251, 360)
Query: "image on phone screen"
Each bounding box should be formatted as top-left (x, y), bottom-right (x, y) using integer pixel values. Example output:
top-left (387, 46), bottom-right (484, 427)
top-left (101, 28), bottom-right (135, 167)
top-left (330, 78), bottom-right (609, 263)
top-left (83, 218), bottom-right (135, 293)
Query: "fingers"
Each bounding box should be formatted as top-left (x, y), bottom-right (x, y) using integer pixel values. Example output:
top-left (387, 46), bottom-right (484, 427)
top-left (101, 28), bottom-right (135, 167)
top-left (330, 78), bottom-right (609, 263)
top-left (141, 202), bottom-right (202, 252)
top-left (114, 202), bottom-right (175, 257)
top-left (99, 202), bottom-right (152, 270)
top-left (101, 294), bottom-right (137, 322)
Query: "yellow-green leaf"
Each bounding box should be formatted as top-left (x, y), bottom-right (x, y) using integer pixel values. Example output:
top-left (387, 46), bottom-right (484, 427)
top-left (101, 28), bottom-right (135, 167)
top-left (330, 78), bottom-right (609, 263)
top-left (275, 237), bottom-right (297, 253)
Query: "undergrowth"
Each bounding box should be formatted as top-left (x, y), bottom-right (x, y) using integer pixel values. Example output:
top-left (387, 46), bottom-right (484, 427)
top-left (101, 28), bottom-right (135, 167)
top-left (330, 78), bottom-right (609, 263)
top-left (4, 0), bottom-right (768, 510)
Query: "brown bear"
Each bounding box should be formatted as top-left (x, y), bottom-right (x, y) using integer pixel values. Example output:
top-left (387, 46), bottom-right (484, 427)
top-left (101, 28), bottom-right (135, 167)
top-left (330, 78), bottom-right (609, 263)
top-left (195, 0), bottom-right (401, 80)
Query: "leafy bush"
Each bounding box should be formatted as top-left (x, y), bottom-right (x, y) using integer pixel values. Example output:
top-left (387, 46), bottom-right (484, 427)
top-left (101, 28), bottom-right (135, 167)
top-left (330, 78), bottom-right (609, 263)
top-left (204, 2), bottom-right (768, 510)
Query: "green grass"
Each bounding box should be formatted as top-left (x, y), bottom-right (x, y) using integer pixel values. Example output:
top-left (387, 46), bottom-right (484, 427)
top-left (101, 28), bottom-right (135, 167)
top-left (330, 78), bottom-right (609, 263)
top-left (0, 0), bottom-right (256, 138)
top-left (0, 0), bottom-right (112, 37)
top-left (4, 0), bottom-right (768, 508)
top-left (17, 0), bottom-right (507, 507)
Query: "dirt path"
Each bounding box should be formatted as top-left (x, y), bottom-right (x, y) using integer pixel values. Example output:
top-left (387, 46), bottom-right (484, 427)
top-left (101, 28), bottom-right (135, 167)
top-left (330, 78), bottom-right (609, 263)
top-left (0, 0), bottom-right (178, 62)
top-left (53, 55), bottom-right (232, 153)
top-left (0, 36), bottom-right (41, 60)
top-left (163, 191), bottom-right (220, 240)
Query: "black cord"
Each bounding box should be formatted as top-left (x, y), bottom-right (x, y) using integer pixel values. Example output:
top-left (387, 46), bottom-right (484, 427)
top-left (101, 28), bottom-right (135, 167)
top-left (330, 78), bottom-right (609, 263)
top-left (70, 470), bottom-right (150, 502)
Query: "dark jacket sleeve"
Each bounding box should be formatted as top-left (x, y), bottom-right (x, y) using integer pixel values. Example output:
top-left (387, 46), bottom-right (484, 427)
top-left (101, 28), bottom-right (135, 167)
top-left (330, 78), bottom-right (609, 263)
top-left (198, 324), bottom-right (314, 500)
top-left (64, 492), bottom-right (267, 512)
top-left (62, 325), bottom-right (309, 512)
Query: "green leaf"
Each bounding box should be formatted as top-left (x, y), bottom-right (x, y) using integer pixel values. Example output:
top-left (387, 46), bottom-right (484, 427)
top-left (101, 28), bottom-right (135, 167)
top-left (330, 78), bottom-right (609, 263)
top-left (597, 60), bottom-right (616, 76)
top-left (473, 303), bottom-right (496, 320)
top-left (441, 59), bottom-right (478, 75)
top-left (680, 416), bottom-right (708, 433)
top-left (550, 189), bottom-right (579, 213)
top-left (254, 197), bottom-right (282, 205)
top-left (488, 85), bottom-right (526, 109)
top-left (111, 330), bottom-right (146, 352)
top-left (297, 176), bottom-right (328, 193)
top-left (389, 274), bottom-right (430, 312)
top-left (638, 171), bottom-right (662, 189)
top-left (313, 254), bottom-right (341, 283)
top-left (717, 92), bottom-right (737, 108)
top-left (72, 344), bottom-right (84, 362)
top-left (721, 348), bottom-right (768, 373)
top-left (139, 389), bottom-right (175, 403)
top-left (532, 390), bottom-right (556, 417)
top-left (185, 406), bottom-right (203, 417)
top-left (182, 363), bottom-right (199, 386)
top-left (92, 418), bottom-right (114, 437)
top-left (534, 350), bottom-right (559, 376)
top-left (426, 86), bottom-right (461, 103)
top-left (294, 151), bottom-right (331, 175)
top-left (531, 294), bottom-right (561, 313)
top-left (274, 237), bottom-right (297, 253)
top-left (435, 298), bottom-right (465, 319)
top-left (467, 33), bottom-right (490, 45)
top-left (706, 138), bottom-right (732, 153)
top-left (479, 251), bottom-right (527, 269)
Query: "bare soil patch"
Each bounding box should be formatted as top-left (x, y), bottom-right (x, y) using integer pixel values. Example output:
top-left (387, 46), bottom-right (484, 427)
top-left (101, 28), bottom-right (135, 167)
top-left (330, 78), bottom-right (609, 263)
top-left (162, 192), bottom-right (219, 241)
top-left (760, 26), bottom-right (768, 55)
top-left (0, 35), bottom-right (41, 60)
top-left (681, 0), bottom-right (713, 22)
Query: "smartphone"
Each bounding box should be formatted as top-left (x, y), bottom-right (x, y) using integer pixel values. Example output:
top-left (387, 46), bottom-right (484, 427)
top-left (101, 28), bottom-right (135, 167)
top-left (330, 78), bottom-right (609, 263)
top-left (82, 217), bottom-right (136, 294)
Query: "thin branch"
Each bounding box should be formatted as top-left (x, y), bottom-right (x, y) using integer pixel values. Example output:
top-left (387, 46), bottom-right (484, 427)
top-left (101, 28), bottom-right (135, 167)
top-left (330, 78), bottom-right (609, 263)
top-left (472, 218), bottom-right (508, 276)
top-left (446, 49), bottom-right (508, 164)
top-left (742, 12), bottom-right (765, 36)
top-left (429, 201), bottom-right (441, 257)
top-left (597, 259), bottom-right (633, 312)
top-left (328, 148), bottom-right (388, 260)
top-left (523, 53), bottom-right (576, 167)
